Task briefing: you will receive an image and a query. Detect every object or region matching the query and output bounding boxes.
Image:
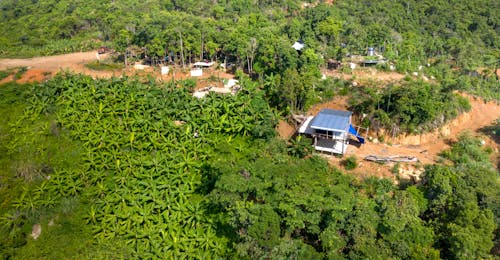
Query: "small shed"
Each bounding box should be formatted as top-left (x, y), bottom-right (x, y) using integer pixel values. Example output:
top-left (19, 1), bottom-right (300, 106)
top-left (193, 61), bottom-right (215, 68)
top-left (299, 109), bottom-right (365, 155)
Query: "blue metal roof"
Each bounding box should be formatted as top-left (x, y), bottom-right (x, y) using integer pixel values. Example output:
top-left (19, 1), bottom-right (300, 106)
top-left (310, 109), bottom-right (352, 132)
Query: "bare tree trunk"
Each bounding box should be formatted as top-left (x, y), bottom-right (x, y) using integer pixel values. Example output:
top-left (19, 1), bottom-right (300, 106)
top-left (247, 37), bottom-right (257, 77)
top-left (179, 31), bottom-right (185, 68)
top-left (496, 64), bottom-right (499, 81)
top-left (247, 56), bottom-right (251, 75)
top-left (124, 47), bottom-right (128, 67)
top-left (200, 31), bottom-right (204, 61)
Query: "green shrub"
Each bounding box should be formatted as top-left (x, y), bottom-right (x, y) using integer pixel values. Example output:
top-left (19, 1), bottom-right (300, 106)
top-left (342, 156), bottom-right (358, 170)
top-left (288, 136), bottom-right (312, 158)
top-left (0, 70), bottom-right (12, 81)
top-left (391, 162), bottom-right (400, 175)
top-left (84, 61), bottom-right (123, 71)
top-left (13, 67), bottom-right (27, 80)
top-left (178, 78), bottom-right (197, 92)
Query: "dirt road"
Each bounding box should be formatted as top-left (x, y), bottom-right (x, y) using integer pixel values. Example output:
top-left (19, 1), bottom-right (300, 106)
top-left (0, 51), bottom-right (120, 81)
top-left (0, 51), bottom-right (100, 71)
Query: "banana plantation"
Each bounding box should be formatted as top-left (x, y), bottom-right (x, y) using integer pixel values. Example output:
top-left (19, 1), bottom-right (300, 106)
top-left (0, 73), bottom-right (277, 258)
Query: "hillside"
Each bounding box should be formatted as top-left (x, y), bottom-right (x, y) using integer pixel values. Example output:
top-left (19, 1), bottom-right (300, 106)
top-left (0, 0), bottom-right (499, 258)
top-left (0, 73), bottom-right (498, 258)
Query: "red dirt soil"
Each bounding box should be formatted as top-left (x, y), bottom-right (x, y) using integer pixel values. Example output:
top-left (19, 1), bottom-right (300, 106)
top-left (16, 69), bottom-right (50, 84)
top-left (276, 120), bottom-right (296, 139)
top-left (307, 96), bottom-right (350, 116)
top-left (0, 74), bottom-right (14, 85)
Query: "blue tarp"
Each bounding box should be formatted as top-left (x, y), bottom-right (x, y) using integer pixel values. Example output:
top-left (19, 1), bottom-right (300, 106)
top-left (349, 124), bottom-right (365, 144)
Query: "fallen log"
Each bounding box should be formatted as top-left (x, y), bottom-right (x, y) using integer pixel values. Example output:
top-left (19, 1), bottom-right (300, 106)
top-left (364, 155), bottom-right (419, 163)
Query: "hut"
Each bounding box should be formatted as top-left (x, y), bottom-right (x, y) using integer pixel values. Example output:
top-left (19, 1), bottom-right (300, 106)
top-left (298, 109), bottom-right (365, 155)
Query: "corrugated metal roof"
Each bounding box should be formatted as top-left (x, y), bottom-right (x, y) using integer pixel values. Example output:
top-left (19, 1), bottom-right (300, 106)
top-left (310, 109), bottom-right (352, 132)
top-left (298, 116), bottom-right (315, 134)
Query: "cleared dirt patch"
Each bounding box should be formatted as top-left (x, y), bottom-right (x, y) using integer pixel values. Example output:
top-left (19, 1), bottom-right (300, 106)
top-left (0, 51), bottom-right (102, 71)
top-left (323, 153), bottom-right (396, 180)
top-left (307, 96), bottom-right (350, 115)
top-left (276, 120), bottom-right (296, 139)
top-left (322, 68), bottom-right (406, 85)
top-left (0, 73), bottom-right (14, 85)
top-left (16, 69), bottom-right (50, 84)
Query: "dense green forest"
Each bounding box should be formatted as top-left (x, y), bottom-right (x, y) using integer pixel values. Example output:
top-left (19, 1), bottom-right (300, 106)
top-left (1, 0), bottom-right (498, 73)
top-left (0, 0), bottom-right (499, 258)
top-left (1, 0), bottom-right (498, 59)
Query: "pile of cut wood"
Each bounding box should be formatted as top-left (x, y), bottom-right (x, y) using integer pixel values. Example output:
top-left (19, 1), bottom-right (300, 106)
top-left (364, 155), bottom-right (418, 163)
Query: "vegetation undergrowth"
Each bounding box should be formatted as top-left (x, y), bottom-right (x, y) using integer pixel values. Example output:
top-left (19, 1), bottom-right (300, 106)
top-left (349, 79), bottom-right (471, 135)
top-left (85, 60), bottom-right (124, 71)
top-left (0, 38), bottom-right (99, 58)
top-left (13, 67), bottom-right (28, 80)
top-left (0, 82), bottom-right (99, 257)
top-left (0, 69), bottom-right (12, 81)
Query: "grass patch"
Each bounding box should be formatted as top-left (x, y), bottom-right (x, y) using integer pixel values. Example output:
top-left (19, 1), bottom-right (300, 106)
top-left (0, 82), bottom-right (88, 258)
top-left (0, 69), bottom-right (13, 81)
top-left (84, 61), bottom-right (123, 71)
top-left (13, 67), bottom-right (28, 80)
